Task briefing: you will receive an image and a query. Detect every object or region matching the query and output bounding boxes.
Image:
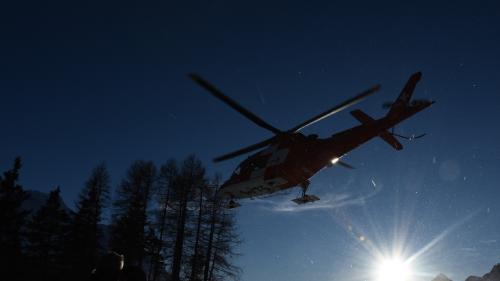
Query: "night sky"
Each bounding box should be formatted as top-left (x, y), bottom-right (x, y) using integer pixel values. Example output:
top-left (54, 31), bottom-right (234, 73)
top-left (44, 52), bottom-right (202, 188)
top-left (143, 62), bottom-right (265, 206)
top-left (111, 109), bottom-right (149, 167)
top-left (2, 1), bottom-right (500, 281)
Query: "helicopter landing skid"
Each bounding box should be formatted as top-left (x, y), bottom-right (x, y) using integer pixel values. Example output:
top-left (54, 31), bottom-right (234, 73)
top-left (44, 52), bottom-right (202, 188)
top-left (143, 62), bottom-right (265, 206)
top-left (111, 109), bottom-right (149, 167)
top-left (292, 194), bottom-right (320, 205)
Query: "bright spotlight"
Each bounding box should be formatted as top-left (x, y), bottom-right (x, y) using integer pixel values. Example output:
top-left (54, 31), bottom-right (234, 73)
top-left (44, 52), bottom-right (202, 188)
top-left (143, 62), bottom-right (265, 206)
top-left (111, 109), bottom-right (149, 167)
top-left (375, 257), bottom-right (411, 281)
top-left (331, 157), bottom-right (340, 164)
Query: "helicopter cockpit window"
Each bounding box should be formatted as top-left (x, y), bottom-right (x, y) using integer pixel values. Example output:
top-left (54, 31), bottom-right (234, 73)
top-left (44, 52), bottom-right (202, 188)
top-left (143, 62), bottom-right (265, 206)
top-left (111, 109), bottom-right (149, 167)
top-left (250, 157), bottom-right (267, 171)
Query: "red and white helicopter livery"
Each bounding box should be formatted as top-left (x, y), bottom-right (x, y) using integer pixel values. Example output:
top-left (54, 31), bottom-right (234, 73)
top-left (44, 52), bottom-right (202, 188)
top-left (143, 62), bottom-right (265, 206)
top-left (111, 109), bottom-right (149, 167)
top-left (189, 72), bottom-right (434, 207)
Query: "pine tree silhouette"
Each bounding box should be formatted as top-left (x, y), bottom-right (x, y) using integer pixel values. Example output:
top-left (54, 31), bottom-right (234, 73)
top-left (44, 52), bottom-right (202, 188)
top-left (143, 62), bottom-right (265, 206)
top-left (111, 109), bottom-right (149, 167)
top-left (26, 187), bottom-right (71, 281)
top-left (0, 157), bottom-right (29, 280)
top-left (66, 164), bottom-right (111, 281)
top-left (148, 159), bottom-right (178, 281)
top-left (111, 160), bottom-right (156, 266)
top-left (0, 156), bottom-right (241, 281)
top-left (171, 155), bottom-right (205, 281)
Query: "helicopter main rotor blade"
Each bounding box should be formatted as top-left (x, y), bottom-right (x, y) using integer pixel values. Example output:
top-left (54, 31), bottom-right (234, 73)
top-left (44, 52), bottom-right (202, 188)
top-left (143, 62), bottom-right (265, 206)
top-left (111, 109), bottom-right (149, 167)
top-left (189, 74), bottom-right (282, 135)
top-left (213, 136), bottom-right (276, 162)
top-left (288, 84), bottom-right (381, 133)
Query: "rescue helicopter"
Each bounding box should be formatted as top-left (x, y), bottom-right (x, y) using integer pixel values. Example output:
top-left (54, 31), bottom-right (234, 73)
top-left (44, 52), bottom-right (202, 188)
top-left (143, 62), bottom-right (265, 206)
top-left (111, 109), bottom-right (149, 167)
top-left (189, 72), bottom-right (434, 207)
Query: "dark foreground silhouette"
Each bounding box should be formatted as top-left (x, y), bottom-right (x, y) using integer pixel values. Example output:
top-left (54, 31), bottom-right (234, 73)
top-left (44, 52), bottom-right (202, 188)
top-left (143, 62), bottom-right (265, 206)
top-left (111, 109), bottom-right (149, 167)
top-left (0, 156), bottom-right (240, 281)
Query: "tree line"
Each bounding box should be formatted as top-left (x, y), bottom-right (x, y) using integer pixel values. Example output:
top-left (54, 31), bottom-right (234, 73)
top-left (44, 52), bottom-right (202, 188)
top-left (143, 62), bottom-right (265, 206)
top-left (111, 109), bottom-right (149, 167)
top-left (0, 156), bottom-right (240, 281)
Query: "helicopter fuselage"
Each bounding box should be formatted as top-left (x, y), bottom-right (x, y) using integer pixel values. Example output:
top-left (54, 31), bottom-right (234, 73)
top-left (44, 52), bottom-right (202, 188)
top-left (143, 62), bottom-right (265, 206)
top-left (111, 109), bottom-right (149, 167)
top-left (190, 71), bottom-right (433, 204)
top-left (218, 100), bottom-right (433, 200)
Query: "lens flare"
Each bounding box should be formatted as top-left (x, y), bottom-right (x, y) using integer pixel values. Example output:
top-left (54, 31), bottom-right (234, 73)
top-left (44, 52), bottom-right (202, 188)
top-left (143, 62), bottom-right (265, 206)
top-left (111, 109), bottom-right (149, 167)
top-left (375, 257), bottom-right (411, 281)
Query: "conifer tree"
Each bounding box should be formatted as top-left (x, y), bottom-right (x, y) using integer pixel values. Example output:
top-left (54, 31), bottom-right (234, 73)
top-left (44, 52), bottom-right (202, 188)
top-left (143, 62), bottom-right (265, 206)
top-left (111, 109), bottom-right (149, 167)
top-left (111, 160), bottom-right (156, 266)
top-left (203, 181), bottom-right (241, 281)
top-left (67, 164), bottom-right (110, 280)
top-left (188, 177), bottom-right (217, 281)
top-left (0, 157), bottom-right (29, 279)
top-left (149, 159), bottom-right (178, 281)
top-left (202, 182), bottom-right (222, 281)
top-left (207, 208), bottom-right (241, 281)
top-left (171, 155), bottom-right (205, 281)
top-left (26, 187), bottom-right (71, 281)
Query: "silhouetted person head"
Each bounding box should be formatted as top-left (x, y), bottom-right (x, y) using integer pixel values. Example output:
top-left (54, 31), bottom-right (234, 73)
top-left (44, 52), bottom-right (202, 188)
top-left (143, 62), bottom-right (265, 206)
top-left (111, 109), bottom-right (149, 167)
top-left (120, 265), bottom-right (146, 281)
top-left (90, 251), bottom-right (124, 281)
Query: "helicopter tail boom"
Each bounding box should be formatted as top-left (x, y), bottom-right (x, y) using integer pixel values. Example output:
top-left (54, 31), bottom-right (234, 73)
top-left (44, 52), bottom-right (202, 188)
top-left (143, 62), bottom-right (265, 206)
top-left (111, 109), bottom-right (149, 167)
top-left (351, 109), bottom-right (403, 150)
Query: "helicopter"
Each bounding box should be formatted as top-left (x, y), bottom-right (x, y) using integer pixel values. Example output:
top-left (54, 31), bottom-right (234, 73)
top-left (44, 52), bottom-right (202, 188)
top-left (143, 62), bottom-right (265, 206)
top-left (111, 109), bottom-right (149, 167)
top-left (189, 72), bottom-right (434, 207)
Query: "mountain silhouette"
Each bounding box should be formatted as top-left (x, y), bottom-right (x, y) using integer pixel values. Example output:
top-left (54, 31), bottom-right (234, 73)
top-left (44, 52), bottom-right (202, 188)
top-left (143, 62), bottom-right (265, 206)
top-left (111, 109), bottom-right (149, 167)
top-left (433, 273), bottom-right (453, 281)
top-left (465, 264), bottom-right (500, 281)
top-left (432, 264), bottom-right (500, 281)
top-left (466, 277), bottom-right (485, 281)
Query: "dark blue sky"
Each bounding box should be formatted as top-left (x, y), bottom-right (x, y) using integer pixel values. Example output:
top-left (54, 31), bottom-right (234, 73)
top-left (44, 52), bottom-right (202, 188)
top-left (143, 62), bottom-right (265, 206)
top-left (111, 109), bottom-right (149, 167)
top-left (1, 1), bottom-right (500, 280)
